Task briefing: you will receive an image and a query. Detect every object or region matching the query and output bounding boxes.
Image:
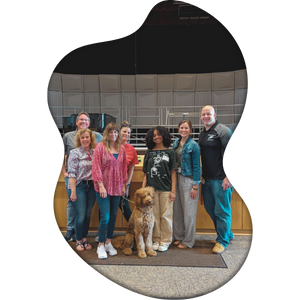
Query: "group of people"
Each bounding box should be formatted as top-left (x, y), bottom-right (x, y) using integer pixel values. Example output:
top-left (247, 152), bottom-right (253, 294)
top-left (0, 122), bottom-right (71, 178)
top-left (62, 105), bottom-right (234, 259)
top-left (63, 114), bottom-right (138, 259)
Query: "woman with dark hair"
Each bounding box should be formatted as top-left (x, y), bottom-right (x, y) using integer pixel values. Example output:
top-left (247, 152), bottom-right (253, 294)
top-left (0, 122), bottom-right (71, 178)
top-left (118, 121), bottom-right (139, 221)
top-left (144, 126), bottom-right (172, 150)
top-left (172, 120), bottom-right (201, 249)
top-left (142, 126), bottom-right (177, 252)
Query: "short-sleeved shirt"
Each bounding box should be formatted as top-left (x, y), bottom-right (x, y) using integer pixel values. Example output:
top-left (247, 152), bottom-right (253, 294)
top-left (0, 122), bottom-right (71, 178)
top-left (63, 129), bottom-right (102, 172)
top-left (124, 143), bottom-right (139, 171)
top-left (143, 149), bottom-right (177, 192)
top-left (198, 121), bottom-right (232, 180)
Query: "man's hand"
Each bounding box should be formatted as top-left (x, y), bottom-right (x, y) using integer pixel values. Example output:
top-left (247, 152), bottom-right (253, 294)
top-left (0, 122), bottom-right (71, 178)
top-left (222, 177), bottom-right (232, 191)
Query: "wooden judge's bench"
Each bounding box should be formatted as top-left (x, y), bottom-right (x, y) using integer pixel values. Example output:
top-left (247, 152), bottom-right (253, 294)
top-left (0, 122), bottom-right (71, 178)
top-left (54, 155), bottom-right (252, 234)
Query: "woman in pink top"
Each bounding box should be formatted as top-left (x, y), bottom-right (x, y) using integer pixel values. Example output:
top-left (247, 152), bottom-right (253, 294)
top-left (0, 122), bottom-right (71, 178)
top-left (92, 123), bottom-right (127, 259)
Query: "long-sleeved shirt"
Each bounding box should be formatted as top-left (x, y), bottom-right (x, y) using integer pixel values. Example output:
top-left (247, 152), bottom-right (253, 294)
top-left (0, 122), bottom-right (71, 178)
top-left (67, 147), bottom-right (94, 188)
top-left (172, 136), bottom-right (201, 185)
top-left (92, 142), bottom-right (128, 196)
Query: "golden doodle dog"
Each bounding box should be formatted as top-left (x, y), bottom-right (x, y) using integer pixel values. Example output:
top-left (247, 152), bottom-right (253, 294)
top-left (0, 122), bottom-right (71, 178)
top-left (113, 186), bottom-right (157, 259)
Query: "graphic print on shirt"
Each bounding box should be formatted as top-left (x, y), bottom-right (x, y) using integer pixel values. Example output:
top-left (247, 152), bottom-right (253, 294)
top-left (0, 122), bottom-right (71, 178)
top-left (150, 152), bottom-right (169, 179)
top-left (151, 154), bottom-right (162, 178)
top-left (207, 134), bottom-right (218, 141)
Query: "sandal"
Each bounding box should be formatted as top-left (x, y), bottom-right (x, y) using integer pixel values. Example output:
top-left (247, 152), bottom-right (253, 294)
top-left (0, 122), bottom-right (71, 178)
top-left (76, 242), bottom-right (85, 252)
top-left (177, 242), bottom-right (188, 249)
top-left (83, 240), bottom-right (92, 251)
top-left (173, 240), bottom-right (181, 246)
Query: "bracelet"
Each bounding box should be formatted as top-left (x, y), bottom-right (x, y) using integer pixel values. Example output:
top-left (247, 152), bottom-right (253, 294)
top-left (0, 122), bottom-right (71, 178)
top-left (192, 187), bottom-right (198, 191)
top-left (127, 183), bottom-right (130, 186)
top-left (171, 191), bottom-right (176, 194)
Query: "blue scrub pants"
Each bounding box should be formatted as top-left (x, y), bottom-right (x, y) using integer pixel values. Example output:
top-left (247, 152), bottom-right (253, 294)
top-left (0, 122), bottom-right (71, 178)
top-left (202, 179), bottom-right (234, 248)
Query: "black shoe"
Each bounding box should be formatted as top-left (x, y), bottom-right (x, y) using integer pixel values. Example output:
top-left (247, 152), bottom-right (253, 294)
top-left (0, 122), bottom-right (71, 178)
top-left (65, 229), bottom-right (74, 241)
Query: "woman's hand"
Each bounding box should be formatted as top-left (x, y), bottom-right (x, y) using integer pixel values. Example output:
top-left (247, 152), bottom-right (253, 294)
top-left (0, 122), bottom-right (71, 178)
top-left (190, 187), bottom-right (198, 199)
top-left (169, 191), bottom-right (176, 202)
top-left (70, 191), bottom-right (77, 202)
top-left (99, 186), bottom-right (107, 199)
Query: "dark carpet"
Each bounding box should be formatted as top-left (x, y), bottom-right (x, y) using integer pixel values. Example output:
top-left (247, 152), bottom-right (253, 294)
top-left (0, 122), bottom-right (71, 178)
top-left (68, 238), bottom-right (227, 268)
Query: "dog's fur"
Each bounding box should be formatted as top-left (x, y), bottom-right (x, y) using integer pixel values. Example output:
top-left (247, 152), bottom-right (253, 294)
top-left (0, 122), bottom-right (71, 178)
top-left (114, 186), bottom-right (157, 258)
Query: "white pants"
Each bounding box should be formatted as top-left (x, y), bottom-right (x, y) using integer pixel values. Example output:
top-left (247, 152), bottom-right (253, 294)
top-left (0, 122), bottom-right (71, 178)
top-left (173, 174), bottom-right (199, 248)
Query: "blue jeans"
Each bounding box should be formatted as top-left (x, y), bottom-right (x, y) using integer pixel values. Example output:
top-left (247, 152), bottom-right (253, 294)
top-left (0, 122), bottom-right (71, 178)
top-left (64, 177), bottom-right (75, 231)
top-left (96, 193), bottom-right (121, 243)
top-left (70, 181), bottom-right (96, 241)
top-left (202, 179), bottom-right (234, 248)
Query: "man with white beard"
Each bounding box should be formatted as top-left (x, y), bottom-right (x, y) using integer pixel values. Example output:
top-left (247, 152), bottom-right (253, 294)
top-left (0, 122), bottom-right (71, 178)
top-left (198, 105), bottom-right (233, 254)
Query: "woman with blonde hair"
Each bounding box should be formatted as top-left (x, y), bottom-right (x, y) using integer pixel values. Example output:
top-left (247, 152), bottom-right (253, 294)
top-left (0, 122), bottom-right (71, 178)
top-left (92, 122), bottom-right (127, 259)
top-left (68, 128), bottom-right (97, 252)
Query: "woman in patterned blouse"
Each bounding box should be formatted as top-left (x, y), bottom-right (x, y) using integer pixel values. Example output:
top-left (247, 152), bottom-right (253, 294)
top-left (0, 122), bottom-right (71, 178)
top-left (92, 122), bottom-right (128, 259)
top-left (68, 128), bottom-right (97, 252)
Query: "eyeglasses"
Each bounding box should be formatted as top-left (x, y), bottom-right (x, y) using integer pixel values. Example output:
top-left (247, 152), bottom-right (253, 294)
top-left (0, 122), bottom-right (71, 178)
top-left (78, 118), bottom-right (89, 122)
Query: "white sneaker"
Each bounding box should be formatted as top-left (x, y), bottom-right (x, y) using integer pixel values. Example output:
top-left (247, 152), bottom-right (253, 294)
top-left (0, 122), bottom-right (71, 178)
top-left (97, 245), bottom-right (107, 259)
top-left (95, 236), bottom-right (99, 242)
top-left (158, 245), bottom-right (169, 252)
top-left (104, 242), bottom-right (118, 256)
top-left (152, 243), bottom-right (159, 251)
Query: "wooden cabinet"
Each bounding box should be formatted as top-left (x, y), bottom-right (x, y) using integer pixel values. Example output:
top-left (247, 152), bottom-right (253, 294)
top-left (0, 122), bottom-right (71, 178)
top-left (54, 155), bottom-right (252, 234)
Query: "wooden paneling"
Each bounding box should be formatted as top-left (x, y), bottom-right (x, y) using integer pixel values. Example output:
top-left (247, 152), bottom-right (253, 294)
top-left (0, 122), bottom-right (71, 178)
top-left (54, 155), bottom-right (252, 234)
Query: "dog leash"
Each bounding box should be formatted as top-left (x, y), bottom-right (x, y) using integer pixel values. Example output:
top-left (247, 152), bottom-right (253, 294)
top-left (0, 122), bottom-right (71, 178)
top-left (121, 196), bottom-right (135, 203)
top-left (120, 196), bottom-right (135, 214)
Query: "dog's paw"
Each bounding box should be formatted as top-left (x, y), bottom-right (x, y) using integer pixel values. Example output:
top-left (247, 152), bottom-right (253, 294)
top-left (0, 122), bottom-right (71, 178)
top-left (112, 236), bottom-right (125, 249)
top-left (123, 248), bottom-right (132, 256)
top-left (147, 250), bottom-right (157, 256)
top-left (138, 251), bottom-right (147, 259)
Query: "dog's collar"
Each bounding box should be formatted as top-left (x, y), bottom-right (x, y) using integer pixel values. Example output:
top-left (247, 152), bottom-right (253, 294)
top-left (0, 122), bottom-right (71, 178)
top-left (138, 207), bottom-right (153, 214)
